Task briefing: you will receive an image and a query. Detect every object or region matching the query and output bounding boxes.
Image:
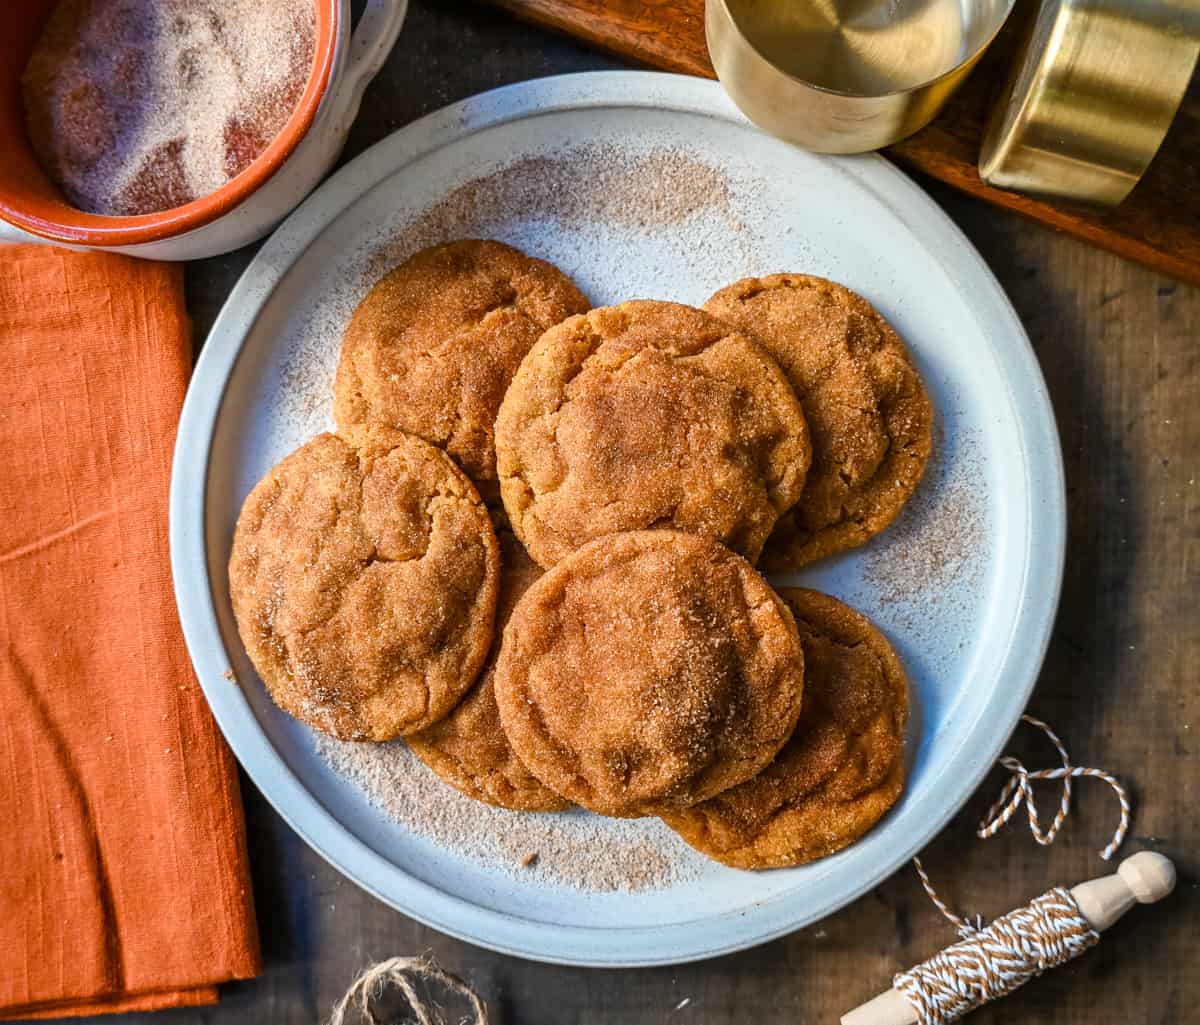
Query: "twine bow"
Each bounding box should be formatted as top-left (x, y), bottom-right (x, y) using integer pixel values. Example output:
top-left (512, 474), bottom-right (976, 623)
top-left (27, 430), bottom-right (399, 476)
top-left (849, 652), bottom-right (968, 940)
top-left (913, 714), bottom-right (1131, 938)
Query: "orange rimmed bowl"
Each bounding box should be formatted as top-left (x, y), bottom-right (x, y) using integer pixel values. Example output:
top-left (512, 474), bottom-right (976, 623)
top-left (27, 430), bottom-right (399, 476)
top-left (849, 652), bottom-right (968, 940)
top-left (0, 0), bottom-right (407, 260)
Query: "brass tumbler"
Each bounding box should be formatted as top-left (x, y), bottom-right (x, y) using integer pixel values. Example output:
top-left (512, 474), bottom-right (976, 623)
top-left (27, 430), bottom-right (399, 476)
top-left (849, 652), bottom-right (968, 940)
top-left (707, 0), bottom-right (1016, 153)
top-left (979, 0), bottom-right (1200, 206)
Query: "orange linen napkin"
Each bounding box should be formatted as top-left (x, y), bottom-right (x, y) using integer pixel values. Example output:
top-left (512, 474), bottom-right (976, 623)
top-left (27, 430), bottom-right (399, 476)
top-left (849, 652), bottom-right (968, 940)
top-left (0, 246), bottom-right (261, 1018)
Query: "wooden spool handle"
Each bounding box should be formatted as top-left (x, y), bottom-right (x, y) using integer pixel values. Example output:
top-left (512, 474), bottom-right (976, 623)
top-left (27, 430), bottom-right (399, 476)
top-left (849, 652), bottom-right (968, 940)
top-left (841, 852), bottom-right (1176, 1025)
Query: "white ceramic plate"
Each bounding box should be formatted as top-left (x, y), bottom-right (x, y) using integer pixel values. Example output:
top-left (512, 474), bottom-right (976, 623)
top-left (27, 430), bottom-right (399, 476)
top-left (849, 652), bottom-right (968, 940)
top-left (170, 72), bottom-right (1065, 967)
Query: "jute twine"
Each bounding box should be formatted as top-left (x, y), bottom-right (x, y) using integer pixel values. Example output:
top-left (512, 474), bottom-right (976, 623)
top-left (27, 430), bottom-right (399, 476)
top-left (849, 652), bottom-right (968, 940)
top-left (327, 956), bottom-right (488, 1025)
top-left (897, 715), bottom-right (1131, 1025)
top-left (325, 717), bottom-right (1129, 1025)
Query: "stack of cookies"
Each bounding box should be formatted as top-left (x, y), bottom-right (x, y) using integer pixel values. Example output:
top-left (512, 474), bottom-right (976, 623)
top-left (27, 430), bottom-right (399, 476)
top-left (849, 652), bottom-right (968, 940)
top-left (229, 239), bottom-right (932, 870)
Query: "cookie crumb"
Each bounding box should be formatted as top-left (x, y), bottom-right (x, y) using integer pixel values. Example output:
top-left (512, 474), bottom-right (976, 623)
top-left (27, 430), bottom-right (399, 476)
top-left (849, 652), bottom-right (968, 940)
top-left (520, 851), bottom-right (539, 868)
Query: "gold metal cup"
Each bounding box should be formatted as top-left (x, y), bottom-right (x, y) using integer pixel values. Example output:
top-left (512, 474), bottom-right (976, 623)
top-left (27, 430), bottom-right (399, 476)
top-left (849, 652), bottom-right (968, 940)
top-left (979, 0), bottom-right (1200, 206)
top-left (706, 0), bottom-right (1016, 153)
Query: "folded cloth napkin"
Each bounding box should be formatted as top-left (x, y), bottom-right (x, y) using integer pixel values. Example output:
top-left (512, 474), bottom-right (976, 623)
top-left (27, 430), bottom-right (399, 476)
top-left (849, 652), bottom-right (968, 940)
top-left (0, 246), bottom-right (261, 1018)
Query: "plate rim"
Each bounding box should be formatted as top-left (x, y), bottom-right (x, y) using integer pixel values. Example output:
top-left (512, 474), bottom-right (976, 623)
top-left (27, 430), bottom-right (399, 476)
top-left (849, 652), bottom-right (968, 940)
top-left (169, 70), bottom-right (1066, 967)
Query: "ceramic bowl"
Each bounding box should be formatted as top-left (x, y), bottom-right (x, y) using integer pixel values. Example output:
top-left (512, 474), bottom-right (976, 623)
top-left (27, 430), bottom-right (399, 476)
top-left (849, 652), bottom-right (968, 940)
top-left (0, 0), bottom-right (407, 260)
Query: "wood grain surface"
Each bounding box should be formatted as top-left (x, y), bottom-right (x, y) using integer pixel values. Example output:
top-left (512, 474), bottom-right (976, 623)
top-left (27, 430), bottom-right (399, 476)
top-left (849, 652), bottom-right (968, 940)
top-left (481, 0), bottom-right (1200, 288)
top-left (48, 3), bottom-right (1196, 1024)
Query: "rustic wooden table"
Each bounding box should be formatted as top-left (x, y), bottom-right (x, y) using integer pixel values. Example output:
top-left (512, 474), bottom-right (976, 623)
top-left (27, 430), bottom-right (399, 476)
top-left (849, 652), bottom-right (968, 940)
top-left (96, 2), bottom-right (1200, 1022)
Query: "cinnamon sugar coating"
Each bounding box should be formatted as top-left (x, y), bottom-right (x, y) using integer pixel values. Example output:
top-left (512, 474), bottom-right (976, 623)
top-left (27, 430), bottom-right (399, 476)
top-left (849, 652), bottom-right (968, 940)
top-left (334, 240), bottom-right (589, 495)
top-left (704, 275), bottom-right (932, 569)
top-left (408, 532), bottom-right (568, 811)
top-left (22, 0), bottom-right (315, 215)
top-left (661, 588), bottom-right (908, 869)
top-left (494, 300), bottom-right (811, 567)
top-left (493, 531), bottom-right (804, 817)
top-left (228, 427), bottom-right (499, 741)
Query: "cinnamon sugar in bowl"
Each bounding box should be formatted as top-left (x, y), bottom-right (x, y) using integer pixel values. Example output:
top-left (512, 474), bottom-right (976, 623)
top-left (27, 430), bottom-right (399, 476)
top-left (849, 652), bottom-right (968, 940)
top-left (0, 0), bottom-right (408, 259)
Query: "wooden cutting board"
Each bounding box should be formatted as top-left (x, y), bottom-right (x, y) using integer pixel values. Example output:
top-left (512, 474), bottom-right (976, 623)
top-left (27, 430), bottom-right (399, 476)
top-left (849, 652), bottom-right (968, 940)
top-left (481, 0), bottom-right (1200, 286)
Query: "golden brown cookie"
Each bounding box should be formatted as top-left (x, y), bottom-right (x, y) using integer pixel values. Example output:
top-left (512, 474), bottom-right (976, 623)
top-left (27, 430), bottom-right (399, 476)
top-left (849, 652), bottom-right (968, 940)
top-left (494, 300), bottom-right (811, 567)
top-left (493, 531), bottom-right (805, 817)
top-left (334, 240), bottom-right (589, 497)
top-left (661, 588), bottom-right (908, 869)
top-left (228, 426), bottom-right (500, 742)
top-left (704, 275), bottom-right (932, 570)
top-left (407, 533), bottom-right (568, 812)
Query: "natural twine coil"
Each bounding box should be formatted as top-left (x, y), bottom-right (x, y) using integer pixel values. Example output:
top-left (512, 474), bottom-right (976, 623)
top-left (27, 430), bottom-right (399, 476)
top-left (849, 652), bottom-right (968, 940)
top-left (326, 717), bottom-right (1130, 1025)
top-left (328, 956), bottom-right (487, 1025)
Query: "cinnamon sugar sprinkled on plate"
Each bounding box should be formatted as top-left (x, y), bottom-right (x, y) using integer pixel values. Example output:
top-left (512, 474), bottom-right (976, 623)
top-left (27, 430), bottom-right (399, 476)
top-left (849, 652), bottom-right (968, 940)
top-left (313, 735), bottom-right (702, 892)
top-left (375, 144), bottom-right (740, 269)
top-left (863, 422), bottom-right (986, 649)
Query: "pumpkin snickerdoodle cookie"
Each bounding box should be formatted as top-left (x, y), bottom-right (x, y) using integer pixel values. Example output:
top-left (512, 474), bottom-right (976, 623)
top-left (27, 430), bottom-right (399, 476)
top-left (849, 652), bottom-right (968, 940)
top-left (494, 300), bottom-right (811, 567)
top-left (408, 532), bottom-right (568, 812)
top-left (492, 531), bottom-right (805, 818)
top-left (228, 426), bottom-right (500, 742)
top-left (660, 587), bottom-right (908, 869)
top-left (334, 240), bottom-right (589, 498)
top-left (704, 275), bottom-right (932, 570)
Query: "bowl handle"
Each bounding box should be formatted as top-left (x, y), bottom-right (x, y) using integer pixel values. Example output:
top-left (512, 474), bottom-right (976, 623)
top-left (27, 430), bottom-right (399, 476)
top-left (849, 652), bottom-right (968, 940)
top-left (343, 0), bottom-right (409, 105)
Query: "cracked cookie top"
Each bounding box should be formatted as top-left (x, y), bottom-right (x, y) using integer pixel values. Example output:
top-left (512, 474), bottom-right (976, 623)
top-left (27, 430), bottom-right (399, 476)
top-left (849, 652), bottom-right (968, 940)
top-left (334, 240), bottom-right (589, 497)
top-left (704, 275), bottom-right (933, 570)
top-left (492, 531), bottom-right (804, 817)
top-left (660, 587), bottom-right (908, 869)
top-left (408, 531), bottom-right (569, 812)
top-left (494, 300), bottom-right (811, 567)
top-left (228, 426), bottom-right (500, 741)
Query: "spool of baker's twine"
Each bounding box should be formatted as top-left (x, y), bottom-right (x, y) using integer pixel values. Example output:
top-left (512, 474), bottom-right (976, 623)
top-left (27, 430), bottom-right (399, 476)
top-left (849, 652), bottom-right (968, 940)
top-left (844, 715), bottom-right (1175, 1025)
top-left (324, 716), bottom-right (1173, 1025)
